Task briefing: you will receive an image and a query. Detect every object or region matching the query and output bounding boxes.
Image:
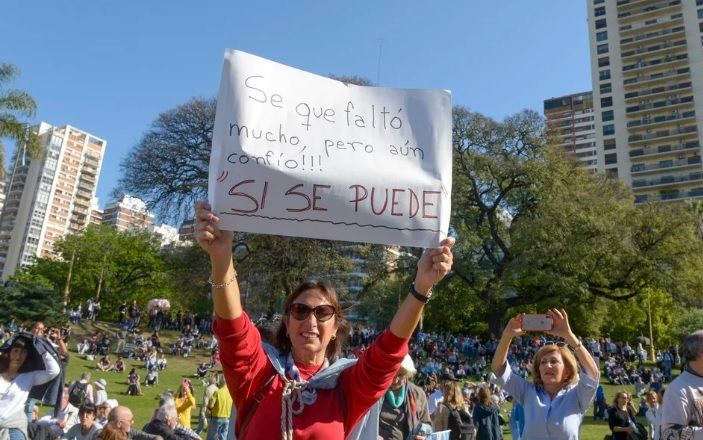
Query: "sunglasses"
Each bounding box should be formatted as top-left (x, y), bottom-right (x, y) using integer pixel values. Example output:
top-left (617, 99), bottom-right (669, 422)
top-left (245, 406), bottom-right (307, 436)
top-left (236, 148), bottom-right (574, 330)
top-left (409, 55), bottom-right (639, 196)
top-left (289, 303), bottom-right (337, 322)
top-left (544, 341), bottom-right (567, 347)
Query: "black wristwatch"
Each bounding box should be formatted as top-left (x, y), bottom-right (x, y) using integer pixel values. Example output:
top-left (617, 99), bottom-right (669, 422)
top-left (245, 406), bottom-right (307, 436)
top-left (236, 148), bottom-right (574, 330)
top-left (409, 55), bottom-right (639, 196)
top-left (409, 282), bottom-right (433, 304)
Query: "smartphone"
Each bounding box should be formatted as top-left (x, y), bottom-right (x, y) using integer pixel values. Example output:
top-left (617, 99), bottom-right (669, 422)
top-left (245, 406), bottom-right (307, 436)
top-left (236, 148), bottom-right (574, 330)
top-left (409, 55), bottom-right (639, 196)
top-left (522, 314), bottom-right (553, 331)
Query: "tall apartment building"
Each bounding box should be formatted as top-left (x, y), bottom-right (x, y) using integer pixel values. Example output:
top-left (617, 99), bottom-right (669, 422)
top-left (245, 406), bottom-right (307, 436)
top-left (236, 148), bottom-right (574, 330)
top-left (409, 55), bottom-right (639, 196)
top-left (587, 0), bottom-right (703, 203)
top-left (0, 122), bottom-right (106, 279)
top-left (102, 195), bottom-right (154, 231)
top-left (544, 92), bottom-right (598, 170)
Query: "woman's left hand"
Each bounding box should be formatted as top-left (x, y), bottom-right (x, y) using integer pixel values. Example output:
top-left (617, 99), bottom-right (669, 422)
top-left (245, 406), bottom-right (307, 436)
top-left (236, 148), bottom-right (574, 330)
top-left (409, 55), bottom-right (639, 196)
top-left (545, 308), bottom-right (575, 341)
top-left (413, 237), bottom-right (455, 293)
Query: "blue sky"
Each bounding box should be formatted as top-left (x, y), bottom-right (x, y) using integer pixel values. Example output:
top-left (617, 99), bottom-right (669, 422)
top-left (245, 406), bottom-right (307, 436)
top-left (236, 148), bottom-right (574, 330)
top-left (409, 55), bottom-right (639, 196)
top-left (3, 1), bottom-right (591, 222)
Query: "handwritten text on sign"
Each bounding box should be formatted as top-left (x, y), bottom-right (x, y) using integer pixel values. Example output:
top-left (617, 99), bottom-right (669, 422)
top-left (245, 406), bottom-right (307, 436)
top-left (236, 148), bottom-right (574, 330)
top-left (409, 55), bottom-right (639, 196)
top-left (209, 50), bottom-right (452, 248)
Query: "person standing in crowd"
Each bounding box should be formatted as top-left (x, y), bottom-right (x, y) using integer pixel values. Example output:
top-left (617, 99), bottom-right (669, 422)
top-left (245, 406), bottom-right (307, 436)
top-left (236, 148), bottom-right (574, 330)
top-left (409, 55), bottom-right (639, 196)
top-left (490, 309), bottom-right (599, 439)
top-left (660, 330), bottom-right (703, 438)
top-left (645, 390), bottom-right (660, 440)
top-left (174, 379), bottom-right (195, 429)
top-left (194, 201), bottom-right (454, 440)
top-left (432, 381), bottom-right (474, 440)
top-left (608, 390), bottom-right (638, 439)
top-left (379, 354), bottom-right (432, 440)
top-left (94, 379), bottom-right (108, 406)
top-left (143, 402), bottom-right (182, 440)
top-left (196, 375), bottom-right (219, 435)
top-left (508, 398), bottom-right (524, 440)
top-left (472, 387), bottom-right (501, 440)
top-left (206, 375), bottom-right (232, 440)
top-left (0, 333), bottom-right (61, 440)
top-left (62, 403), bottom-right (100, 440)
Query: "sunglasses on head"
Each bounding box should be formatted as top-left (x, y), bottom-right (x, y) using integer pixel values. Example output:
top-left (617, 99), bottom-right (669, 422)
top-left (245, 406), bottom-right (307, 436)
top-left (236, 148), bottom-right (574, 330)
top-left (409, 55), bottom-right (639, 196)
top-left (289, 303), bottom-right (337, 322)
top-left (544, 341), bottom-right (567, 347)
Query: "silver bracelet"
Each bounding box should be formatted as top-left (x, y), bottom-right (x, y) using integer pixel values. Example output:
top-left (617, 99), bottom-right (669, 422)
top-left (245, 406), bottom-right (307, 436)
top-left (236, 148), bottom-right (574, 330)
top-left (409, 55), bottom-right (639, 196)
top-left (208, 271), bottom-right (237, 289)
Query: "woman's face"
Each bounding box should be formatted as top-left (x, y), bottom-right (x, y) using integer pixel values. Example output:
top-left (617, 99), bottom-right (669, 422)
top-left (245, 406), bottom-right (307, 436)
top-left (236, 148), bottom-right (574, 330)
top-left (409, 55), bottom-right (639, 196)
top-left (285, 288), bottom-right (338, 365)
top-left (8, 346), bottom-right (28, 372)
top-left (617, 393), bottom-right (630, 407)
top-left (539, 350), bottom-right (565, 387)
top-left (391, 372), bottom-right (407, 391)
top-left (647, 394), bottom-right (658, 406)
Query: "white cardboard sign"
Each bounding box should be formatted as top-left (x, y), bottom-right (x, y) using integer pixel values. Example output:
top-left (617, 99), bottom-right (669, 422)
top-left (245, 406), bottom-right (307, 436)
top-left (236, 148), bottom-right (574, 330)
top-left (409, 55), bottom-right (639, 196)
top-left (209, 50), bottom-right (452, 248)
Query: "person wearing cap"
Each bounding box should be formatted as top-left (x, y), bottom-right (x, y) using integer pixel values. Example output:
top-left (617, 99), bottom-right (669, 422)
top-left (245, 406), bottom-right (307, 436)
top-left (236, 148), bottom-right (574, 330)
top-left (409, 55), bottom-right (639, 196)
top-left (490, 309), bottom-right (599, 440)
top-left (378, 354), bottom-right (432, 440)
top-left (95, 401), bottom-right (111, 429)
top-left (62, 403), bottom-right (99, 440)
top-left (94, 379), bottom-right (108, 407)
top-left (194, 202), bottom-right (455, 440)
top-left (0, 333), bottom-right (61, 440)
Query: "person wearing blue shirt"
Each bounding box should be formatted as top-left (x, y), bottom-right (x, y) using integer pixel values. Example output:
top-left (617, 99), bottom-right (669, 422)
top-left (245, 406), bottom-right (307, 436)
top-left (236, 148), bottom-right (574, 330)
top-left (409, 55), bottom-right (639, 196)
top-left (490, 309), bottom-right (600, 440)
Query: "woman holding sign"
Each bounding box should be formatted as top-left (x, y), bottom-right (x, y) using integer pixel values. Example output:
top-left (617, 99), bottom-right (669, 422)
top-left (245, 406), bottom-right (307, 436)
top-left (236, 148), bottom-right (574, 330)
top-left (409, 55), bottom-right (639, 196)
top-left (194, 201), bottom-right (454, 440)
top-left (490, 310), bottom-right (599, 440)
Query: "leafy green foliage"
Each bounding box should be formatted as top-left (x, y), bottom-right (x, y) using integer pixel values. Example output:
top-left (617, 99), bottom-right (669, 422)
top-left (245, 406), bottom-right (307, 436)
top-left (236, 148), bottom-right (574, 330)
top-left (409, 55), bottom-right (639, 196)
top-left (0, 272), bottom-right (64, 326)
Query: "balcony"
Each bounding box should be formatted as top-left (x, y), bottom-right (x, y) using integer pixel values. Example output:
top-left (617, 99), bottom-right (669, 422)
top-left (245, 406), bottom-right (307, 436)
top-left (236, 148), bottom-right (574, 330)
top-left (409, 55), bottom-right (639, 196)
top-left (626, 96), bottom-right (694, 114)
top-left (635, 187), bottom-right (703, 203)
top-left (621, 39), bottom-right (687, 61)
top-left (620, 25), bottom-right (685, 47)
top-left (631, 155), bottom-right (701, 174)
top-left (619, 12), bottom-right (683, 35)
top-left (629, 141), bottom-right (700, 158)
top-left (617, 0), bottom-right (681, 22)
top-left (622, 53), bottom-right (688, 73)
top-left (626, 110), bottom-right (696, 129)
top-left (623, 67), bottom-right (690, 88)
top-left (632, 171), bottom-right (703, 189)
top-left (624, 81), bottom-right (691, 101)
top-left (628, 125), bottom-right (698, 144)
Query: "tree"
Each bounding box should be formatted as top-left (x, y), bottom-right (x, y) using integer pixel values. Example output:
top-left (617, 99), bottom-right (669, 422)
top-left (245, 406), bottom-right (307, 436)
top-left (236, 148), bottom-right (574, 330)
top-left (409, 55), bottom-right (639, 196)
top-left (450, 107), bottom-right (703, 334)
top-left (117, 98), bottom-right (214, 224)
top-left (0, 272), bottom-right (64, 326)
top-left (27, 225), bottom-right (170, 318)
top-left (0, 63), bottom-right (41, 178)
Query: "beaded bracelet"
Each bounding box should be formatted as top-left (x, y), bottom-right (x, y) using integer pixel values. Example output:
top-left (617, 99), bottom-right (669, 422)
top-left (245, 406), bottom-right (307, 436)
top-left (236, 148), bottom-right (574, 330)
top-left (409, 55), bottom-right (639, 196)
top-left (207, 271), bottom-right (237, 289)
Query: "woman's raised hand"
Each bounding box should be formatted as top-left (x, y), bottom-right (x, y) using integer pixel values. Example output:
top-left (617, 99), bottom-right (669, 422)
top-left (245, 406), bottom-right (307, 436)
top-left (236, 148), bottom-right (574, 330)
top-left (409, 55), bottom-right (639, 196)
top-left (413, 237), bottom-right (455, 293)
top-left (545, 308), bottom-right (574, 340)
top-left (503, 314), bottom-right (526, 338)
top-left (194, 202), bottom-right (233, 265)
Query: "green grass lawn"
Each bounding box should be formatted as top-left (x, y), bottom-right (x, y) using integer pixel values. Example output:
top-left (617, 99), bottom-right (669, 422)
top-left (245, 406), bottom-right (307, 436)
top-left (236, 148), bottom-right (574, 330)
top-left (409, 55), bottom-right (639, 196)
top-left (43, 320), bottom-right (661, 439)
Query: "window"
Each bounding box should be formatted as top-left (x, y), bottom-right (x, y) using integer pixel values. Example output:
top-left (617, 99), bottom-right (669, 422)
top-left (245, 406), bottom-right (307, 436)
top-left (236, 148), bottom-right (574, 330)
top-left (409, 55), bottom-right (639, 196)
top-left (698, 9), bottom-right (703, 19)
top-left (601, 96), bottom-right (613, 108)
top-left (603, 124), bottom-right (615, 135)
top-left (597, 31), bottom-right (608, 41)
top-left (598, 57), bottom-right (610, 67)
top-left (600, 83), bottom-right (612, 94)
top-left (604, 139), bottom-right (616, 150)
top-left (602, 110), bottom-right (614, 122)
top-left (595, 18), bottom-right (607, 29)
top-left (605, 153), bottom-right (617, 165)
top-left (599, 69), bottom-right (611, 80)
top-left (594, 0), bottom-right (604, 4)
top-left (595, 6), bottom-right (605, 16)
top-left (597, 43), bottom-right (609, 54)
top-left (606, 167), bottom-right (619, 178)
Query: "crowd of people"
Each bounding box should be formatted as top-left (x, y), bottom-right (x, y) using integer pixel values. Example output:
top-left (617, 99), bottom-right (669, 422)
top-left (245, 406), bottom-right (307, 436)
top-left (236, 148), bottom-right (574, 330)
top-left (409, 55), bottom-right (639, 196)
top-left (1, 201), bottom-right (703, 440)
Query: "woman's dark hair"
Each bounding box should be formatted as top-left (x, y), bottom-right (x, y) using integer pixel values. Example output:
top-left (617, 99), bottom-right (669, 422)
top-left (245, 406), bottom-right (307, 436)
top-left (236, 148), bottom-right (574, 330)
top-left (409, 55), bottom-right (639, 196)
top-left (274, 280), bottom-right (350, 362)
top-left (0, 335), bottom-right (38, 374)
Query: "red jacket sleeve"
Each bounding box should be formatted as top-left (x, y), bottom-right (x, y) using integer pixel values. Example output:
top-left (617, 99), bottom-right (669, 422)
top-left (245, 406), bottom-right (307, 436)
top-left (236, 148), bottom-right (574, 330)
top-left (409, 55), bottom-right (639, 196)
top-left (213, 313), bottom-right (273, 430)
top-left (339, 329), bottom-right (409, 430)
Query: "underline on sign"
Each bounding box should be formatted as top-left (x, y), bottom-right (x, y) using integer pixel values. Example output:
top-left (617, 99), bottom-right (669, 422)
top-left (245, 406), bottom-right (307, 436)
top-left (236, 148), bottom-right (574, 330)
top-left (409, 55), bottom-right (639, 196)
top-left (219, 212), bottom-right (442, 233)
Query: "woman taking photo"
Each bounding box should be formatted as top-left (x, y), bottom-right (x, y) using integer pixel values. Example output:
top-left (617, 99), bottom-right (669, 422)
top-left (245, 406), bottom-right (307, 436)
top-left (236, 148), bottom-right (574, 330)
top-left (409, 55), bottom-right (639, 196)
top-left (490, 309), bottom-right (599, 439)
top-left (194, 202), bottom-right (454, 440)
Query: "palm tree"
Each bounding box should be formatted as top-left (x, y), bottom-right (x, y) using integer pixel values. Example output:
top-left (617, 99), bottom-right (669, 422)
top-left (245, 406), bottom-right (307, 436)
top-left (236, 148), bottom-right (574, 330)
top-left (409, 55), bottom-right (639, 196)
top-left (0, 63), bottom-right (38, 178)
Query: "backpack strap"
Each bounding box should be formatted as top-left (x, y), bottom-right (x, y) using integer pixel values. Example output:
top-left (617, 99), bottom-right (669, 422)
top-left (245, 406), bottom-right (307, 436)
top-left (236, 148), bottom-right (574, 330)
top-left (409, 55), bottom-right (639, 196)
top-left (236, 374), bottom-right (277, 437)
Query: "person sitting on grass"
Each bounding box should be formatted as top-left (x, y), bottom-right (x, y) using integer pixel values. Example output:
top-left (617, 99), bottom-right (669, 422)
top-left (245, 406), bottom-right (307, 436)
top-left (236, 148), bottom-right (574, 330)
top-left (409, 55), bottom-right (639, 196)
top-left (125, 368), bottom-right (142, 396)
top-left (111, 356), bottom-right (126, 373)
top-left (96, 354), bottom-right (113, 372)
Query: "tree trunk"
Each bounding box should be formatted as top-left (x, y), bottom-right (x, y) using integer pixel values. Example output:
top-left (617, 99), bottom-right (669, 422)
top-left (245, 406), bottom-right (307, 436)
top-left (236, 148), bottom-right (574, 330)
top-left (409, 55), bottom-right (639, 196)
top-left (486, 308), bottom-right (507, 338)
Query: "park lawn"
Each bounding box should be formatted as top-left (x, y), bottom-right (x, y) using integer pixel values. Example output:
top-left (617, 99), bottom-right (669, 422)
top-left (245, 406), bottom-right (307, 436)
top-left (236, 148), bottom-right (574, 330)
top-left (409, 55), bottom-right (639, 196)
top-left (42, 320), bottom-right (217, 428)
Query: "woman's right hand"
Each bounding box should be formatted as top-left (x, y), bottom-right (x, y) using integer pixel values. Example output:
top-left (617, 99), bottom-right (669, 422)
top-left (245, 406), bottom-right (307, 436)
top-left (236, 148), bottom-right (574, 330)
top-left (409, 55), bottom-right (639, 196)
top-left (502, 314), bottom-right (526, 338)
top-left (194, 201), bottom-right (234, 265)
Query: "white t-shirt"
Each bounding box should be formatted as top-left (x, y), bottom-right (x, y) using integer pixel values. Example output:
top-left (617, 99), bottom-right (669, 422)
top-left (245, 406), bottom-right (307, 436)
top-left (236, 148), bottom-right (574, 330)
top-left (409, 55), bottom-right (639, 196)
top-left (660, 368), bottom-right (703, 440)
